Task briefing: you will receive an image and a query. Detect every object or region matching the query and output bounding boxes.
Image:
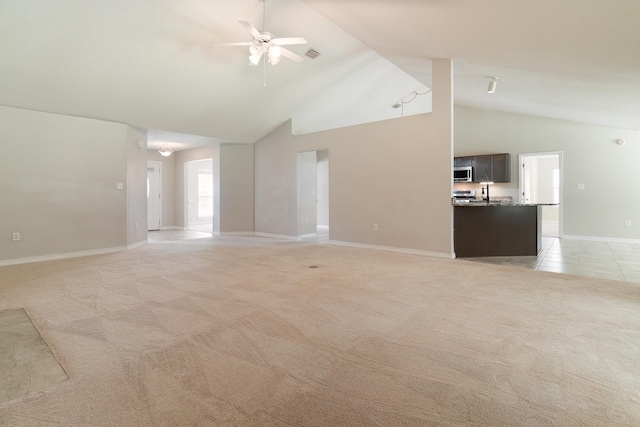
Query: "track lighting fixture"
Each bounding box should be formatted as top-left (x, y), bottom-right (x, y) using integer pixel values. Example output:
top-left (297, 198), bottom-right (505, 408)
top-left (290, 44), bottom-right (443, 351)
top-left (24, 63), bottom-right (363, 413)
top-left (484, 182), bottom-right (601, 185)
top-left (488, 77), bottom-right (498, 93)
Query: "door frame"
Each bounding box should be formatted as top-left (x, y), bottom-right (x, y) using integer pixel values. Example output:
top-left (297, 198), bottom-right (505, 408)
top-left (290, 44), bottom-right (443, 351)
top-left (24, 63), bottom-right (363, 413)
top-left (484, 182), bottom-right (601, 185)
top-left (147, 160), bottom-right (162, 231)
top-left (518, 151), bottom-right (563, 237)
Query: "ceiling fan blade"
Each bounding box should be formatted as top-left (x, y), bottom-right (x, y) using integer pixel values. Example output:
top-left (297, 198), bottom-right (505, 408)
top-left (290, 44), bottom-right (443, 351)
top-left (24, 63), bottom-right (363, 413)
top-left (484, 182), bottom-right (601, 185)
top-left (239, 21), bottom-right (262, 39)
top-left (218, 42), bottom-right (253, 46)
top-left (280, 48), bottom-right (304, 63)
top-left (271, 37), bottom-right (308, 46)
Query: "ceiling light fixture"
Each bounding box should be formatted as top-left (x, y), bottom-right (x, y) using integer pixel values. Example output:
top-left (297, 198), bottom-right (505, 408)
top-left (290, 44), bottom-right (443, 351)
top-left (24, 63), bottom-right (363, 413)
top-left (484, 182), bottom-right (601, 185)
top-left (158, 145), bottom-right (173, 157)
top-left (220, 0), bottom-right (307, 67)
top-left (488, 77), bottom-right (498, 93)
top-left (392, 88), bottom-right (432, 115)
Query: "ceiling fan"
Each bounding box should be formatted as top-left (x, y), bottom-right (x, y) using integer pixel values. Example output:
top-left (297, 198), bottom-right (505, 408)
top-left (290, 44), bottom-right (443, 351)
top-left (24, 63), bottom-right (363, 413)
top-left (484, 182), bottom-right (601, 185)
top-left (220, 0), bottom-right (307, 66)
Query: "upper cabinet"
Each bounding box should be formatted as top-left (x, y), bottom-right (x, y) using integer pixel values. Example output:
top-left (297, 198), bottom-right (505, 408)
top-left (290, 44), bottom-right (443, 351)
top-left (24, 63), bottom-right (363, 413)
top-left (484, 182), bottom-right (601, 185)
top-left (489, 153), bottom-right (511, 183)
top-left (474, 155), bottom-right (493, 181)
top-left (453, 156), bottom-right (474, 168)
top-left (454, 153), bottom-right (511, 183)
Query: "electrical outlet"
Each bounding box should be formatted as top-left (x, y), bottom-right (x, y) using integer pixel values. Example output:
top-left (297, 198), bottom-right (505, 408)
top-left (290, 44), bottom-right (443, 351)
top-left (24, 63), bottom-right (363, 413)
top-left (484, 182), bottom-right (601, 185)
top-left (12, 232), bottom-right (20, 241)
top-left (115, 182), bottom-right (124, 190)
top-left (373, 224), bottom-right (378, 231)
top-left (135, 223), bottom-right (139, 230)
top-left (625, 220), bottom-right (631, 227)
top-left (577, 184), bottom-right (585, 190)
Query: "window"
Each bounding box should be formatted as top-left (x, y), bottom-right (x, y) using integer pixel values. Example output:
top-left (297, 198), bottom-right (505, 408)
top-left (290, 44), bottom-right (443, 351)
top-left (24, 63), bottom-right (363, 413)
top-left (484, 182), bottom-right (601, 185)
top-left (198, 172), bottom-right (213, 218)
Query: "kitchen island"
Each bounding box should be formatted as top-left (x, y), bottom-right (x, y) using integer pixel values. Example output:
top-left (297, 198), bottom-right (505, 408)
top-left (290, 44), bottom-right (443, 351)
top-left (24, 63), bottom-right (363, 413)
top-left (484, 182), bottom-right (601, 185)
top-left (453, 202), bottom-right (550, 258)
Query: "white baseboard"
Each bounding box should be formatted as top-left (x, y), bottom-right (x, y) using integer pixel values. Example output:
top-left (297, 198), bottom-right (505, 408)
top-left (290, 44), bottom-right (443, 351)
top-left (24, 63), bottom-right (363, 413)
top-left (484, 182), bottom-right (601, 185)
top-left (127, 240), bottom-right (148, 250)
top-left (298, 233), bottom-right (317, 239)
top-left (254, 232), bottom-right (298, 240)
top-left (0, 246), bottom-right (128, 267)
top-left (218, 231), bottom-right (255, 236)
top-left (316, 225), bottom-right (329, 230)
top-left (160, 226), bottom-right (183, 231)
top-left (563, 235), bottom-right (640, 244)
top-left (0, 240), bottom-right (151, 267)
top-left (328, 240), bottom-right (454, 259)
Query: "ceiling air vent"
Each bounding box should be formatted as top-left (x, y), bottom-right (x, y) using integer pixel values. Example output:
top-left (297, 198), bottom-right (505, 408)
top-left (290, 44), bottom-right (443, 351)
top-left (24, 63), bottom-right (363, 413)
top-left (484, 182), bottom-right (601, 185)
top-left (305, 49), bottom-right (320, 59)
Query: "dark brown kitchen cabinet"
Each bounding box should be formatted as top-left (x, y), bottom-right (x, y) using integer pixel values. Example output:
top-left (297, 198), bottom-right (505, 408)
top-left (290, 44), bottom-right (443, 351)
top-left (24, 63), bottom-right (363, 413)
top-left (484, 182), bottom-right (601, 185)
top-left (490, 153), bottom-right (510, 182)
top-left (474, 155), bottom-right (493, 182)
top-left (454, 205), bottom-right (541, 257)
top-left (454, 156), bottom-right (474, 167)
top-left (453, 153), bottom-right (511, 183)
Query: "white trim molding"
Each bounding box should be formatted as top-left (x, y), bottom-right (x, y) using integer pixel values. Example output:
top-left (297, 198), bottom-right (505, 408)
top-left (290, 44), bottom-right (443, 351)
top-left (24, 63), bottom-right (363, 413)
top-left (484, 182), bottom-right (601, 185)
top-left (218, 231), bottom-right (256, 236)
top-left (328, 240), bottom-right (455, 259)
top-left (127, 240), bottom-right (148, 250)
top-left (254, 232), bottom-right (298, 240)
top-left (0, 246), bottom-right (127, 267)
top-left (563, 235), bottom-right (640, 245)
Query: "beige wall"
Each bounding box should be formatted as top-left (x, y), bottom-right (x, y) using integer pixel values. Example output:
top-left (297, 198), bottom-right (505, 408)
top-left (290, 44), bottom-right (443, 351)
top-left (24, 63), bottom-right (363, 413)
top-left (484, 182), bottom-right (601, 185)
top-left (254, 59), bottom-right (454, 256)
top-left (455, 106), bottom-right (640, 240)
top-left (0, 106), bottom-right (129, 263)
top-left (126, 127), bottom-right (147, 246)
top-left (219, 144), bottom-right (254, 234)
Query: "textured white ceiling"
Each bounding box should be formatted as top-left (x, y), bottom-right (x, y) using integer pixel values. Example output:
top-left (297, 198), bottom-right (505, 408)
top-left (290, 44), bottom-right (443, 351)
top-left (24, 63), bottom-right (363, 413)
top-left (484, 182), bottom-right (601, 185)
top-left (303, 0), bottom-right (640, 131)
top-left (1, 0), bottom-right (639, 151)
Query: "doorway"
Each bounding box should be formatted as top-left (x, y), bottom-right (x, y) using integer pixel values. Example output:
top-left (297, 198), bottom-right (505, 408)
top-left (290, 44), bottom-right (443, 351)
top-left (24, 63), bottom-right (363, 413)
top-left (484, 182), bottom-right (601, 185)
top-left (296, 150), bottom-right (329, 240)
top-left (185, 158), bottom-right (214, 233)
top-left (147, 161), bottom-right (161, 231)
top-left (519, 152), bottom-right (562, 237)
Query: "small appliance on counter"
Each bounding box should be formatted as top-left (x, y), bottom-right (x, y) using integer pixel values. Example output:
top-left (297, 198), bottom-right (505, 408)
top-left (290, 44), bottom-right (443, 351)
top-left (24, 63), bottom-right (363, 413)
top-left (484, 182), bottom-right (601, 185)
top-left (452, 190), bottom-right (476, 203)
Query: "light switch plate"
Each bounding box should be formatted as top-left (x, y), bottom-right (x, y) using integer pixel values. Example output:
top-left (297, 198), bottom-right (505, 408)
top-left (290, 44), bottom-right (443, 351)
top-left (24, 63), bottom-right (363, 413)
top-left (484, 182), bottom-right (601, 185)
top-left (115, 182), bottom-right (124, 190)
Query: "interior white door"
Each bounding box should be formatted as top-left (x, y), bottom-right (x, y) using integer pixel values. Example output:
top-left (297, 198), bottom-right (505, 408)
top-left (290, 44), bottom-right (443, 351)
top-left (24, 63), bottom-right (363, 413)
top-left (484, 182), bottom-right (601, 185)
top-left (521, 156), bottom-right (535, 203)
top-left (519, 152), bottom-right (562, 237)
top-left (147, 161), bottom-right (161, 230)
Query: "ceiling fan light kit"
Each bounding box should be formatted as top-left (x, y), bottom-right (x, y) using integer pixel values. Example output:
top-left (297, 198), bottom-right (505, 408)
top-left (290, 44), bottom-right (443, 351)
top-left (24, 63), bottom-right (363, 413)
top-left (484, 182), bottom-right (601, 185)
top-left (221, 0), bottom-right (307, 67)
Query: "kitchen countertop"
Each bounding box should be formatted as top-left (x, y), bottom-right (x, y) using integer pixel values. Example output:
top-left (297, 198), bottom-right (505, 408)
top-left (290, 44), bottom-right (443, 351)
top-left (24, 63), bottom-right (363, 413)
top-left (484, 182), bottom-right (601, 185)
top-left (452, 200), bottom-right (558, 207)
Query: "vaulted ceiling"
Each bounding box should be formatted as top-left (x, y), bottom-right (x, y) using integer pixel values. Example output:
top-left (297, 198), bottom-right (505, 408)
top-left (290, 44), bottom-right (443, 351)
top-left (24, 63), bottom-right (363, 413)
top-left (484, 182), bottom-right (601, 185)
top-left (2, 0), bottom-right (639, 151)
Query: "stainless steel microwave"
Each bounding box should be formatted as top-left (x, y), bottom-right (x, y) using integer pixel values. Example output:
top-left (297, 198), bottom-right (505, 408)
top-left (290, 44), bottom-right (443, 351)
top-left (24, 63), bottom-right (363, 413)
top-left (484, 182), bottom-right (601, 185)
top-left (453, 166), bottom-right (473, 182)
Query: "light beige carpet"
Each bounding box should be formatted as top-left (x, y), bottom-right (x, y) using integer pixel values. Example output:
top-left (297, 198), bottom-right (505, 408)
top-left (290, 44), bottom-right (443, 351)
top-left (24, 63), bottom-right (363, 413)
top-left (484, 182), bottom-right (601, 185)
top-left (0, 308), bottom-right (68, 404)
top-left (0, 236), bottom-right (639, 426)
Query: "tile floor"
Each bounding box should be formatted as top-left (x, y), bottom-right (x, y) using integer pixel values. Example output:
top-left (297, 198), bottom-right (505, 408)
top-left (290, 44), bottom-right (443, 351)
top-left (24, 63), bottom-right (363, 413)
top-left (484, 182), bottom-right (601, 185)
top-left (465, 236), bottom-right (640, 283)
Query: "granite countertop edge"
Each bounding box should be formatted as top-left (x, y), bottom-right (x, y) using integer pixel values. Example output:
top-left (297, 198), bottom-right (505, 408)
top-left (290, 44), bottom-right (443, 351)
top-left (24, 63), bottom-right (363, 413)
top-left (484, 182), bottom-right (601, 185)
top-left (452, 201), bottom-right (558, 207)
